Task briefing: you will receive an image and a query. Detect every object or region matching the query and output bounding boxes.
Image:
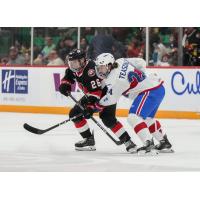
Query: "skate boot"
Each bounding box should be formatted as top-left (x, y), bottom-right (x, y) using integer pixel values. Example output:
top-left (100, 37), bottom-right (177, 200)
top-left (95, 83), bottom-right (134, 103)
top-left (155, 135), bottom-right (174, 153)
top-left (137, 139), bottom-right (158, 155)
top-left (75, 134), bottom-right (96, 151)
top-left (124, 140), bottom-right (137, 153)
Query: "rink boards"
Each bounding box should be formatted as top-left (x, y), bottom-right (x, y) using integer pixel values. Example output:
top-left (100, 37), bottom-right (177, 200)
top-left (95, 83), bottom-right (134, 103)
top-left (0, 65), bottom-right (199, 119)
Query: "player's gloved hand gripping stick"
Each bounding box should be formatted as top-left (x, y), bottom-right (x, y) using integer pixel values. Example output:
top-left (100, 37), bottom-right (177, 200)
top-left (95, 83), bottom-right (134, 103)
top-left (23, 94), bottom-right (123, 146)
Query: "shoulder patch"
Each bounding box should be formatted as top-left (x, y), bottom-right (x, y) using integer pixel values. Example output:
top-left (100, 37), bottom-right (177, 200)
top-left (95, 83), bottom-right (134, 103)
top-left (88, 69), bottom-right (95, 77)
top-left (128, 71), bottom-right (135, 83)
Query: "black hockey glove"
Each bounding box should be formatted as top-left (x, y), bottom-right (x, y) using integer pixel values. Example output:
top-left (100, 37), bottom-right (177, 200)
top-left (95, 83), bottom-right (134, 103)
top-left (59, 83), bottom-right (71, 96)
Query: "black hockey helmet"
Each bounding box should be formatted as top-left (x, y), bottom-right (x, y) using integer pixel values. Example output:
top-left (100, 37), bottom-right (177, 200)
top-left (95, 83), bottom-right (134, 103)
top-left (67, 49), bottom-right (86, 72)
top-left (68, 49), bottom-right (86, 61)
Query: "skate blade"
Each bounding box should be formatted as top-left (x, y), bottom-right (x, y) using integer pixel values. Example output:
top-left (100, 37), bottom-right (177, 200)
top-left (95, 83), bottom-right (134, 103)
top-left (137, 149), bottom-right (159, 156)
top-left (75, 146), bottom-right (96, 151)
top-left (159, 148), bottom-right (174, 153)
top-left (128, 148), bottom-right (138, 154)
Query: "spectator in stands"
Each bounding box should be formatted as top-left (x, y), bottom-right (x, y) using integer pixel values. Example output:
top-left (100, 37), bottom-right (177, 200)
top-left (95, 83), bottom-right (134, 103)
top-left (150, 28), bottom-right (161, 54)
top-left (56, 39), bottom-right (65, 53)
top-left (47, 50), bottom-right (64, 66)
top-left (138, 50), bottom-right (144, 58)
top-left (41, 37), bottom-right (56, 58)
top-left (183, 28), bottom-right (200, 66)
top-left (127, 39), bottom-right (143, 58)
top-left (81, 27), bottom-right (95, 44)
top-left (167, 34), bottom-right (178, 65)
top-left (157, 54), bottom-right (170, 66)
top-left (58, 36), bottom-right (76, 61)
top-left (80, 37), bottom-right (89, 52)
top-left (33, 53), bottom-right (44, 65)
top-left (7, 46), bottom-right (25, 65)
top-left (24, 53), bottom-right (30, 65)
top-left (33, 45), bottom-right (41, 60)
top-left (152, 40), bottom-right (168, 66)
top-left (87, 28), bottom-right (115, 59)
top-left (0, 57), bottom-right (8, 65)
top-left (20, 42), bottom-right (31, 56)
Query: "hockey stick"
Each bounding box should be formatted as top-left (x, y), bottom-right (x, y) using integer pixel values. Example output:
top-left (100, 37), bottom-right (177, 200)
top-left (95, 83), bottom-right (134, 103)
top-left (23, 94), bottom-right (122, 145)
top-left (23, 115), bottom-right (80, 135)
top-left (68, 94), bottom-right (123, 145)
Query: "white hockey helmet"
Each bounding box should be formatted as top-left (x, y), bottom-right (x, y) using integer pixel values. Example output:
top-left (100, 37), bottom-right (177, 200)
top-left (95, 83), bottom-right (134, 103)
top-left (95, 53), bottom-right (115, 79)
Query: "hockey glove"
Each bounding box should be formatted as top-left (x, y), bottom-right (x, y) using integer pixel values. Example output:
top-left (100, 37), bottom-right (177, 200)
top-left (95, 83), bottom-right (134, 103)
top-left (83, 103), bottom-right (104, 119)
top-left (59, 83), bottom-right (71, 96)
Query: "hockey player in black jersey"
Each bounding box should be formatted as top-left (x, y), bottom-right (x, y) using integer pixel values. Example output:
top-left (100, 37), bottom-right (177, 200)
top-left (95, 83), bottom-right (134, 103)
top-left (59, 49), bottom-right (137, 153)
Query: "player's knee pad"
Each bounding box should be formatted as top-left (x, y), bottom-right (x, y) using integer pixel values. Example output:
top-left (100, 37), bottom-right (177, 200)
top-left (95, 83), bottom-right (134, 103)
top-left (127, 113), bottom-right (144, 127)
top-left (100, 115), bottom-right (117, 128)
top-left (69, 106), bottom-right (83, 123)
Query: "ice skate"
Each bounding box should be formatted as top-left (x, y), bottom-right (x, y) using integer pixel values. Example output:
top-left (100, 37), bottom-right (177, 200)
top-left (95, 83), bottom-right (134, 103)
top-left (155, 135), bottom-right (174, 153)
top-left (75, 134), bottom-right (96, 151)
top-left (137, 139), bottom-right (159, 155)
top-left (125, 140), bottom-right (137, 153)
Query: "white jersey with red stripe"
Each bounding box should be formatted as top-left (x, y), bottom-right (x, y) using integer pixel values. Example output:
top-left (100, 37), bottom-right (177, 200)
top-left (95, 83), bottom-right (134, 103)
top-left (100, 58), bottom-right (163, 106)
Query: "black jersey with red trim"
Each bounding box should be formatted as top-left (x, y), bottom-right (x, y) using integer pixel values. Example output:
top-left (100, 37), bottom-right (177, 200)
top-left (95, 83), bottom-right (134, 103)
top-left (61, 60), bottom-right (105, 101)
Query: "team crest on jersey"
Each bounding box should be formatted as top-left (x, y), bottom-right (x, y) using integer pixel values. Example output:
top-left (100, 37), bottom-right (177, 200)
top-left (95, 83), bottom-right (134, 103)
top-left (88, 69), bottom-right (95, 77)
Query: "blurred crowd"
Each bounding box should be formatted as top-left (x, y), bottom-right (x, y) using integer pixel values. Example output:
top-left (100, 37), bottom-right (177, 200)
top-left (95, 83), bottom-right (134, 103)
top-left (0, 27), bottom-right (199, 66)
top-left (149, 27), bottom-right (200, 66)
top-left (149, 28), bottom-right (178, 66)
top-left (182, 27), bottom-right (200, 66)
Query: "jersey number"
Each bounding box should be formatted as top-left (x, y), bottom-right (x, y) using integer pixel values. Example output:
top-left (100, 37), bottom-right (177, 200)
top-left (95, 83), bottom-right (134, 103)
top-left (128, 69), bottom-right (146, 83)
top-left (91, 79), bottom-right (101, 89)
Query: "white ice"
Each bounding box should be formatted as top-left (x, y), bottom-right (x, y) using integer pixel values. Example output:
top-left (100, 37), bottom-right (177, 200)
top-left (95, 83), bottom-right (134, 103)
top-left (0, 112), bottom-right (200, 171)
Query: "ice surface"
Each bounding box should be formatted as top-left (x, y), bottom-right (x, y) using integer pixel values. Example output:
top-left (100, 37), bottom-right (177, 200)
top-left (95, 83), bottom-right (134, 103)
top-left (0, 112), bottom-right (200, 171)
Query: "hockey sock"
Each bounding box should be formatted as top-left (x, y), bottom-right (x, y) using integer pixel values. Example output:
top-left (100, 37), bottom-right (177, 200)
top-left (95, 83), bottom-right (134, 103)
top-left (74, 118), bottom-right (92, 138)
top-left (146, 118), bottom-right (164, 142)
top-left (111, 122), bottom-right (131, 143)
top-left (127, 113), bottom-right (152, 145)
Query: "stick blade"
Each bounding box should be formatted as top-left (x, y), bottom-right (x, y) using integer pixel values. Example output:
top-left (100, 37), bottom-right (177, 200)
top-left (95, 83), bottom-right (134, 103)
top-left (23, 123), bottom-right (44, 134)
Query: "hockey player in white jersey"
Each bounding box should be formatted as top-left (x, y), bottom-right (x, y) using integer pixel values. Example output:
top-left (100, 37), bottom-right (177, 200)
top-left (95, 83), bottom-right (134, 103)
top-left (95, 53), bottom-right (173, 154)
